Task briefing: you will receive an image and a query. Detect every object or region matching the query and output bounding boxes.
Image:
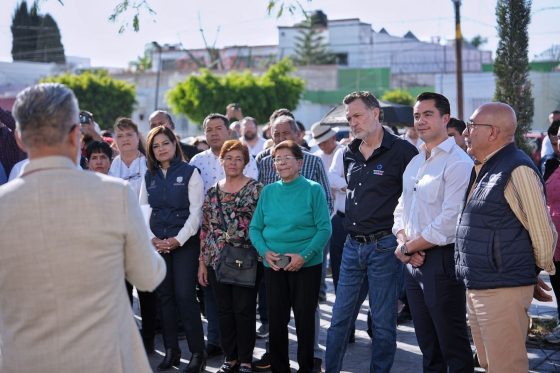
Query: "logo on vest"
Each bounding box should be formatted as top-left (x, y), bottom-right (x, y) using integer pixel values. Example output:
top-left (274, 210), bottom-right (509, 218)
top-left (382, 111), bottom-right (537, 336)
top-left (373, 164), bottom-right (384, 176)
top-left (173, 176), bottom-right (186, 186)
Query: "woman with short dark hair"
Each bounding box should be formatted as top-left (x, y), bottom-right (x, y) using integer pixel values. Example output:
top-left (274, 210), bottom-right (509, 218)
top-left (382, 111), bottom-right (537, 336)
top-left (249, 140), bottom-right (331, 373)
top-left (198, 140), bottom-right (263, 373)
top-left (140, 125), bottom-right (207, 373)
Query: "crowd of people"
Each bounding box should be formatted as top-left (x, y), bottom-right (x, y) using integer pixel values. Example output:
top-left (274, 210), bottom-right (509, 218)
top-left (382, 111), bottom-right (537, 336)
top-left (0, 82), bottom-right (559, 373)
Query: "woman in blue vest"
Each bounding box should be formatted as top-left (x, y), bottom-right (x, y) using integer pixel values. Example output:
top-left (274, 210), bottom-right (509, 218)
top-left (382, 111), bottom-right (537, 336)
top-left (140, 125), bottom-right (207, 373)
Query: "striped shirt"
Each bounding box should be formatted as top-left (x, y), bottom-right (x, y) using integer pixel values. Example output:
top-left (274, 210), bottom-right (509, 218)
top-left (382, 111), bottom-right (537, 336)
top-left (472, 147), bottom-right (558, 273)
top-left (257, 148), bottom-right (334, 214)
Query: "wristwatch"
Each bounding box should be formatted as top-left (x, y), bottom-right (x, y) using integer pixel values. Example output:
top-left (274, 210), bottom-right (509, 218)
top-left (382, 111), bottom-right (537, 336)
top-left (400, 243), bottom-right (413, 256)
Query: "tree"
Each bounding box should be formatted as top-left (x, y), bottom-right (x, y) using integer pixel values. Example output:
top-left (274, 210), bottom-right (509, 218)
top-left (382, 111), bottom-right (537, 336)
top-left (11, 1), bottom-right (65, 63)
top-left (129, 50), bottom-right (152, 72)
top-left (494, 0), bottom-right (533, 152)
top-left (167, 58), bottom-right (305, 125)
top-left (468, 35), bottom-right (488, 49)
top-left (42, 70), bottom-right (136, 129)
top-left (381, 89), bottom-right (414, 106)
top-left (291, 17), bottom-right (336, 66)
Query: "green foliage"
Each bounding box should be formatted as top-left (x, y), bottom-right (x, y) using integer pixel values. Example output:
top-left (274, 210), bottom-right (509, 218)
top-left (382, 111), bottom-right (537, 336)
top-left (468, 35), bottom-right (488, 49)
top-left (108, 0), bottom-right (156, 33)
top-left (167, 58), bottom-right (305, 125)
top-left (42, 70), bottom-right (136, 129)
top-left (129, 50), bottom-right (153, 72)
top-left (494, 0), bottom-right (534, 153)
top-left (292, 18), bottom-right (336, 66)
top-left (381, 89), bottom-right (414, 106)
top-left (11, 1), bottom-right (65, 63)
top-left (267, 0), bottom-right (309, 17)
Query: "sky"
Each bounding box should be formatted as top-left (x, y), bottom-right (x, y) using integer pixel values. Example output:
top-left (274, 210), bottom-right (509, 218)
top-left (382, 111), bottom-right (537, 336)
top-left (1, 0), bottom-right (559, 68)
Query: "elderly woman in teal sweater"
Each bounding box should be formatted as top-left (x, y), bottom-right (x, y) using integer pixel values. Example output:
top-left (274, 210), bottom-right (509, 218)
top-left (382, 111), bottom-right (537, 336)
top-left (249, 140), bottom-right (331, 373)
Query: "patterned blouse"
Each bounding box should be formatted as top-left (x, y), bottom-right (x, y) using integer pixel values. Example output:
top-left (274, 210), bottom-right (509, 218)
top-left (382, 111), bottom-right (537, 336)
top-left (200, 178), bottom-right (263, 268)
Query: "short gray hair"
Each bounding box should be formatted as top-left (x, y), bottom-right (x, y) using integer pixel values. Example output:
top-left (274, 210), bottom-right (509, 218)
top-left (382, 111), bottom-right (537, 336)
top-left (13, 83), bottom-right (79, 148)
top-left (271, 115), bottom-right (299, 133)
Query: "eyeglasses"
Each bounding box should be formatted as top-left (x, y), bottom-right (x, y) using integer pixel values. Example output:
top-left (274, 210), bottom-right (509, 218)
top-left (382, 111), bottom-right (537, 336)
top-left (273, 156), bottom-right (298, 164)
top-left (466, 120), bottom-right (494, 132)
top-left (123, 172), bottom-right (142, 181)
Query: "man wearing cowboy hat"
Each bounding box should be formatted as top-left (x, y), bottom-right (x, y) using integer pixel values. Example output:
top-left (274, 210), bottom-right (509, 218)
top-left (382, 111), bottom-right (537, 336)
top-left (310, 122), bottom-right (343, 302)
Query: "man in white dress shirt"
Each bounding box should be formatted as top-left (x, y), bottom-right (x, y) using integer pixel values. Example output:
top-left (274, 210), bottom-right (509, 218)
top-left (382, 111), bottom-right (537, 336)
top-left (239, 116), bottom-right (266, 157)
top-left (190, 113), bottom-right (258, 193)
top-left (393, 92), bottom-right (474, 372)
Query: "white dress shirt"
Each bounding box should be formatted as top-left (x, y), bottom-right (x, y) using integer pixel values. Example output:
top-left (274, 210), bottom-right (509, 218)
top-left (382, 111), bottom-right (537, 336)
top-left (109, 154), bottom-right (147, 197)
top-left (328, 146), bottom-right (347, 214)
top-left (393, 137), bottom-right (473, 245)
top-left (241, 136), bottom-right (267, 157)
top-left (189, 148), bottom-right (259, 193)
top-left (139, 168), bottom-right (204, 246)
top-left (320, 143), bottom-right (347, 214)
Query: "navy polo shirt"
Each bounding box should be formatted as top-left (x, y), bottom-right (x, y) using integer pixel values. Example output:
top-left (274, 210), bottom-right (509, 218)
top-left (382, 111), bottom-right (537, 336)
top-left (343, 128), bottom-right (418, 235)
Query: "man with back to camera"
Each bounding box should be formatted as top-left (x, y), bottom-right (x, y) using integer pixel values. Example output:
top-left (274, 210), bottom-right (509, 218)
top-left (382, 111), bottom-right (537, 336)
top-left (0, 83), bottom-right (166, 373)
top-left (325, 91), bottom-right (418, 373)
top-left (393, 92), bottom-right (474, 372)
top-left (456, 102), bottom-right (557, 372)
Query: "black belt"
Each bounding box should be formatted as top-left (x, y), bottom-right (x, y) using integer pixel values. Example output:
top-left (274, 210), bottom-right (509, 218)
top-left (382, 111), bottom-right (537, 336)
top-left (350, 230), bottom-right (392, 243)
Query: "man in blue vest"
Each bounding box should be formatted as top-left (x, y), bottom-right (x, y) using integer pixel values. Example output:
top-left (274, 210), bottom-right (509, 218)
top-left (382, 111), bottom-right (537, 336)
top-left (456, 102), bottom-right (557, 372)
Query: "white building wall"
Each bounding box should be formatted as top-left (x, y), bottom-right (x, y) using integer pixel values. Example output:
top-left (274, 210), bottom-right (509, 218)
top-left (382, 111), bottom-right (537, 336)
top-left (435, 71), bottom-right (560, 132)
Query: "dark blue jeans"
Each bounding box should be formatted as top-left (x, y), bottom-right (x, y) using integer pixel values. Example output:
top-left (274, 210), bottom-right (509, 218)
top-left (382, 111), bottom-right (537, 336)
top-left (325, 234), bottom-right (401, 373)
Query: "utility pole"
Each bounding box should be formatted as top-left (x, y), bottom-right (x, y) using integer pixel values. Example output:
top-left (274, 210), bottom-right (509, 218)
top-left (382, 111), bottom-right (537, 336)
top-left (452, 0), bottom-right (464, 119)
top-left (152, 41), bottom-right (162, 111)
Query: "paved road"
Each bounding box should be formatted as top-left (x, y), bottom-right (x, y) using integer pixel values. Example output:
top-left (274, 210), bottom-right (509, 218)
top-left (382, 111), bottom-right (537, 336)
top-left (137, 274), bottom-right (560, 372)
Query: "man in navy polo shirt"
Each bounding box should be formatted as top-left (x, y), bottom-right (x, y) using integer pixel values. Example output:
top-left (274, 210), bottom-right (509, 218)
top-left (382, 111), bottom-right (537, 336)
top-left (325, 91), bottom-right (417, 373)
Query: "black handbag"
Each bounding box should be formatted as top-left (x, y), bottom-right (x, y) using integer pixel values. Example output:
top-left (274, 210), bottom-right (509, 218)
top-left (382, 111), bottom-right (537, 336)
top-left (214, 184), bottom-right (258, 287)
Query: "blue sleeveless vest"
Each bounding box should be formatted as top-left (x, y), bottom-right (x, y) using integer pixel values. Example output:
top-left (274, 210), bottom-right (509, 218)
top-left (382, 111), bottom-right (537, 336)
top-left (455, 143), bottom-right (541, 289)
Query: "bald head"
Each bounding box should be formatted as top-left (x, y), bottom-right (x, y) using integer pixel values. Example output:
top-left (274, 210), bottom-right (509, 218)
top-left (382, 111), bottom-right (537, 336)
top-left (465, 102), bottom-right (518, 162)
top-left (473, 102), bottom-right (517, 141)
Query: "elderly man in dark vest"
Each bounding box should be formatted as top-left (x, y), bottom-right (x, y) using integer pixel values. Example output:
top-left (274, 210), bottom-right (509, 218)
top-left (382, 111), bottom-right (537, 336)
top-left (456, 102), bottom-right (557, 372)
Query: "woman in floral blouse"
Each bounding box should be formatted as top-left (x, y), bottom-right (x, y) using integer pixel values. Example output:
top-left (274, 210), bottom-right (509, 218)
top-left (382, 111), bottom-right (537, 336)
top-left (198, 140), bottom-right (263, 373)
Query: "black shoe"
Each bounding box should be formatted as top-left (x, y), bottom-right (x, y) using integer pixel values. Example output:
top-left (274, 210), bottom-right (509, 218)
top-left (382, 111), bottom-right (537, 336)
top-left (348, 330), bottom-right (355, 344)
top-left (252, 352), bottom-right (271, 372)
top-left (312, 357), bottom-right (322, 373)
top-left (217, 361), bottom-right (239, 373)
top-left (397, 307), bottom-right (412, 325)
top-left (206, 343), bottom-right (223, 357)
top-left (184, 352), bottom-right (207, 373)
top-left (157, 348), bottom-right (181, 371)
top-left (239, 365), bottom-right (252, 373)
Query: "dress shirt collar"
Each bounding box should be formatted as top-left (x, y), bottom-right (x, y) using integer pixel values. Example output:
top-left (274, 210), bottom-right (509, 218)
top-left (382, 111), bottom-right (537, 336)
top-left (419, 136), bottom-right (456, 157)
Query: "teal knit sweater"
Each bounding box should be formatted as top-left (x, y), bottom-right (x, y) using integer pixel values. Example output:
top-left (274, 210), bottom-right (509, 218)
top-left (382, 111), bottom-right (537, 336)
top-left (249, 175), bottom-right (332, 268)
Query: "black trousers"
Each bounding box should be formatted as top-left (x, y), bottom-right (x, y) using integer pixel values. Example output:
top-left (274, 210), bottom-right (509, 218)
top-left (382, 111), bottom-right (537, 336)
top-left (125, 282), bottom-right (157, 343)
top-left (157, 237), bottom-right (205, 354)
top-left (265, 264), bottom-right (321, 373)
top-left (406, 245), bottom-right (474, 373)
top-left (208, 263), bottom-right (263, 363)
top-left (329, 212), bottom-right (348, 291)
